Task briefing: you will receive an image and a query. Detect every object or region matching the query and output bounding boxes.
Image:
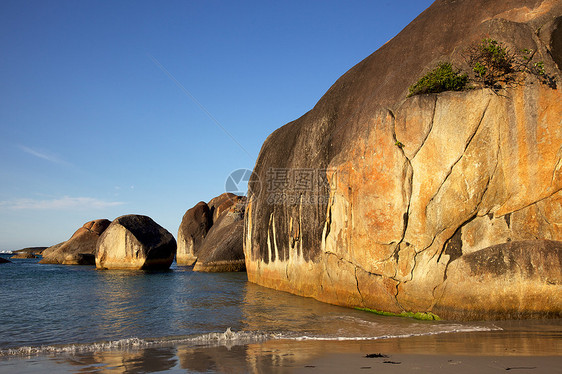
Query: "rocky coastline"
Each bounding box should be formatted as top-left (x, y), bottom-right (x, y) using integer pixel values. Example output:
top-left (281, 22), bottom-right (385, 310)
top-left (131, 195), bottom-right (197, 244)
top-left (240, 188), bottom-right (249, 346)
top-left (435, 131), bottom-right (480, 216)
top-left (4, 0), bottom-right (561, 321)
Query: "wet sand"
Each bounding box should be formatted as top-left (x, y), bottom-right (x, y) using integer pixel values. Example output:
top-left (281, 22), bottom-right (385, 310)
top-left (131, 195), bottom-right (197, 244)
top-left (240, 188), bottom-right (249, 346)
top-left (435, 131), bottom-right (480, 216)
top-left (249, 327), bottom-right (562, 374)
top-left (294, 353), bottom-right (561, 374)
top-left (1, 323), bottom-right (561, 373)
top-left (286, 330), bottom-right (562, 373)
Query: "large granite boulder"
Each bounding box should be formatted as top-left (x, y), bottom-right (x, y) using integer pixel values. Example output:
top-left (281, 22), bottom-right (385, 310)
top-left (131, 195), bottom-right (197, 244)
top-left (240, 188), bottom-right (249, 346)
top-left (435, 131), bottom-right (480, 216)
top-left (176, 202), bottom-right (213, 265)
top-left (96, 215), bottom-right (176, 270)
top-left (244, 0), bottom-right (562, 319)
top-left (40, 219), bottom-right (111, 265)
top-left (177, 193), bottom-right (246, 271)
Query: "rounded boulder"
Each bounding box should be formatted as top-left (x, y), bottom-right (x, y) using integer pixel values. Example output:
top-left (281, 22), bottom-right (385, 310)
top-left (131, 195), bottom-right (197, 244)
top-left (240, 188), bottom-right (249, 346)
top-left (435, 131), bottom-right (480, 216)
top-left (96, 215), bottom-right (176, 270)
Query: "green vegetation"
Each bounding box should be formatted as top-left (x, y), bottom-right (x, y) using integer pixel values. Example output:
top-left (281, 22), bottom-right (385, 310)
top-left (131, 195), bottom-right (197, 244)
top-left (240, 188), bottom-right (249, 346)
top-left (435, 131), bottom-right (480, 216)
top-left (395, 140), bottom-right (404, 148)
top-left (465, 38), bottom-right (556, 89)
top-left (356, 307), bottom-right (441, 321)
top-left (408, 38), bottom-right (556, 96)
top-left (466, 38), bottom-right (515, 88)
top-left (407, 62), bottom-right (468, 97)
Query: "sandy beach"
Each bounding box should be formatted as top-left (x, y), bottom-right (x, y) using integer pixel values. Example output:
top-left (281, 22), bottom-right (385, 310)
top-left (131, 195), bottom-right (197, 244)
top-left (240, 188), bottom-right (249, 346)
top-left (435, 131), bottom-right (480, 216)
top-left (287, 332), bottom-right (562, 374)
top-left (2, 320), bottom-right (561, 373)
top-left (254, 327), bottom-right (562, 374)
top-left (294, 353), bottom-right (561, 374)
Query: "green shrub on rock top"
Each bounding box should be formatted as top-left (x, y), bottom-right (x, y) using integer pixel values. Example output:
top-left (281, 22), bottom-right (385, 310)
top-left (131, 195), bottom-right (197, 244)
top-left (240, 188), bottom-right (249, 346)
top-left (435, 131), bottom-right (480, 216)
top-left (465, 38), bottom-right (517, 88)
top-left (407, 38), bottom-right (556, 97)
top-left (465, 38), bottom-right (556, 89)
top-left (407, 62), bottom-right (468, 97)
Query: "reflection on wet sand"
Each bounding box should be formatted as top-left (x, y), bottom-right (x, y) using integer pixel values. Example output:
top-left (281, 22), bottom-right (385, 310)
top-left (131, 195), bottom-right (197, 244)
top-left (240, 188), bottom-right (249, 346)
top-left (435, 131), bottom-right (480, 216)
top-left (44, 328), bottom-right (561, 374)
top-left (52, 347), bottom-right (178, 373)
top-left (177, 345), bottom-right (248, 373)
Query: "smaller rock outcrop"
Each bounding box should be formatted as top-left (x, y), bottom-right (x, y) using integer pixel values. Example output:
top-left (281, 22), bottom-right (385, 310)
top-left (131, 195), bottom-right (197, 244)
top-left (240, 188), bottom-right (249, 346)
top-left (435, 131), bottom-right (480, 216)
top-left (96, 215), bottom-right (176, 270)
top-left (11, 252), bottom-right (37, 259)
top-left (193, 203), bottom-right (246, 272)
top-left (208, 193), bottom-right (240, 221)
top-left (40, 219), bottom-right (111, 265)
top-left (0, 257), bottom-right (11, 264)
top-left (177, 193), bottom-right (246, 272)
top-left (176, 202), bottom-right (213, 265)
top-left (12, 247), bottom-right (46, 256)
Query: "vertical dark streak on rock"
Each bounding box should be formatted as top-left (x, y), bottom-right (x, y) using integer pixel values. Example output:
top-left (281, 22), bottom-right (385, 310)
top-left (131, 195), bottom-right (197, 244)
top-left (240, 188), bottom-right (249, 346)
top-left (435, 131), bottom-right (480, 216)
top-left (324, 202), bottom-right (332, 244)
top-left (439, 215), bottom-right (476, 281)
top-left (355, 267), bottom-right (365, 306)
top-left (393, 281), bottom-right (400, 299)
top-left (504, 212), bottom-right (512, 227)
top-left (389, 108), bottom-right (414, 259)
top-left (403, 249), bottom-right (419, 292)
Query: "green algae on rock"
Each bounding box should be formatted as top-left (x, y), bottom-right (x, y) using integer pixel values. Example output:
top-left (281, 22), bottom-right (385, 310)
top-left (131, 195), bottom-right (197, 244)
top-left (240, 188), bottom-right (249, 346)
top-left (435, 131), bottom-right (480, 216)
top-left (356, 308), bottom-right (441, 321)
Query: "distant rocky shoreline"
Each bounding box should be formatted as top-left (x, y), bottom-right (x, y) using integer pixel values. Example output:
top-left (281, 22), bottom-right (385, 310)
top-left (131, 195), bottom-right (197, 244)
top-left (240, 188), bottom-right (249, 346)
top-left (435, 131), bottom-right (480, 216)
top-left (3, 192), bottom-right (247, 273)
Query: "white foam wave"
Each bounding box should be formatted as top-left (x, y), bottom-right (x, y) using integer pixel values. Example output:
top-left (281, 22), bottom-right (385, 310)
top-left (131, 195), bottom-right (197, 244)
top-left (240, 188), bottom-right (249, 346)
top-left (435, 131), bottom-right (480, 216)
top-left (290, 325), bottom-right (501, 341)
top-left (0, 325), bottom-right (501, 357)
top-left (0, 328), bottom-right (275, 357)
top-left (180, 328), bottom-right (279, 345)
top-left (0, 337), bottom-right (148, 357)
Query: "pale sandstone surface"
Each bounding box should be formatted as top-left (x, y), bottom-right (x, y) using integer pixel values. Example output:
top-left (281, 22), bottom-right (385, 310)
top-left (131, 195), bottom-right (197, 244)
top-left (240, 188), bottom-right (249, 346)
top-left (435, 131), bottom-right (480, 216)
top-left (96, 215), bottom-right (176, 270)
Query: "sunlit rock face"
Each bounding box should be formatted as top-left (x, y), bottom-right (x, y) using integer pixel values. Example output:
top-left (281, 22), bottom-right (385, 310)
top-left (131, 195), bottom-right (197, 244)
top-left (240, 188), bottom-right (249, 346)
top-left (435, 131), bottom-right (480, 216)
top-left (40, 219), bottom-right (111, 265)
top-left (244, 0), bottom-right (562, 319)
top-left (96, 215), bottom-right (176, 270)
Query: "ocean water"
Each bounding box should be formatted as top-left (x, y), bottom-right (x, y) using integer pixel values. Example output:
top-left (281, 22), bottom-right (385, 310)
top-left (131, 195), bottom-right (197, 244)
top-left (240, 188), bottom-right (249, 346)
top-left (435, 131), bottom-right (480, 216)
top-left (0, 254), bottom-right (560, 373)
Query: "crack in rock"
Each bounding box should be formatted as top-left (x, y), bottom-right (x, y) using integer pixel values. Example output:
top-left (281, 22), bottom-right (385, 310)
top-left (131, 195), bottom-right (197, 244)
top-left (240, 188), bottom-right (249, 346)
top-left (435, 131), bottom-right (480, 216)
top-left (426, 98), bottom-right (492, 213)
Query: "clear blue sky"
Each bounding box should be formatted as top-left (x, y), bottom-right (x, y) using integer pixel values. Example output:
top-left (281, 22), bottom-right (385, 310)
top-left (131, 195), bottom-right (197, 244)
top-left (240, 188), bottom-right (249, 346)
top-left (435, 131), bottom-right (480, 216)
top-left (0, 0), bottom-right (433, 250)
